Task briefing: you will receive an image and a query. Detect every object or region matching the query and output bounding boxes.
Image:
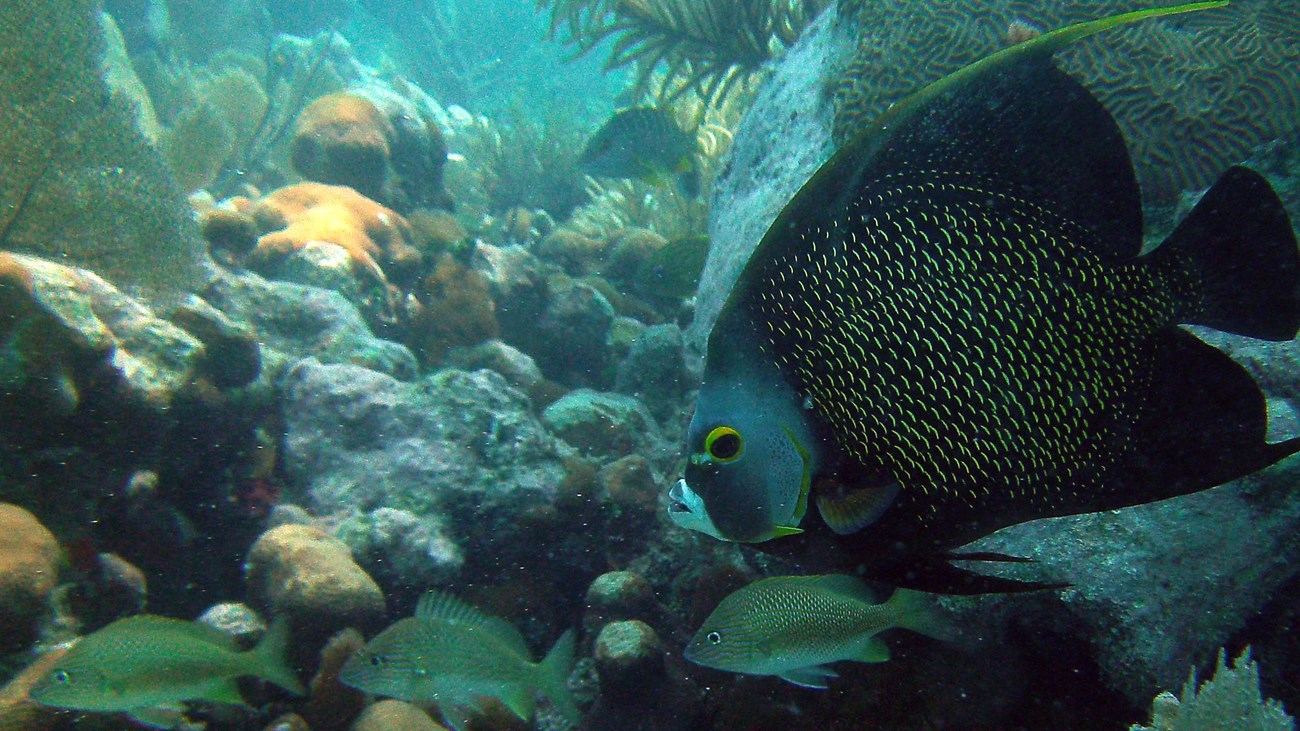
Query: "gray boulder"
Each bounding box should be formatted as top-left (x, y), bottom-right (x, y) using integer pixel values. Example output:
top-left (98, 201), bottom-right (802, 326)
top-left (281, 359), bottom-right (570, 586)
top-left (964, 453), bottom-right (1300, 705)
top-left (202, 270), bottom-right (416, 380)
top-left (542, 389), bottom-right (664, 463)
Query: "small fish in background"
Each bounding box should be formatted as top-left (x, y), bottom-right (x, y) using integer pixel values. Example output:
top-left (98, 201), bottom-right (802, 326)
top-left (635, 234), bottom-right (711, 300)
top-left (340, 590), bottom-right (579, 731)
top-left (685, 574), bottom-right (953, 688)
top-left (29, 615), bottom-right (304, 728)
top-left (578, 107), bottom-right (700, 198)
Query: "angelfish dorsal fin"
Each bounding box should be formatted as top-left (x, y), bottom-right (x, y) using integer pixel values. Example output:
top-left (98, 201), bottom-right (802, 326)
top-left (764, 2), bottom-right (1228, 266)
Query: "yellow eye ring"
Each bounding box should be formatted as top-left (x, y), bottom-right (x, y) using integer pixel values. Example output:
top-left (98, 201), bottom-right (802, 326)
top-left (705, 426), bottom-right (744, 463)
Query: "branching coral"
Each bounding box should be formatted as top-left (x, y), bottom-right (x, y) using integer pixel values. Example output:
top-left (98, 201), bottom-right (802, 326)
top-left (831, 0), bottom-right (1300, 202)
top-left (1130, 647), bottom-right (1294, 731)
top-left (539, 0), bottom-right (829, 106)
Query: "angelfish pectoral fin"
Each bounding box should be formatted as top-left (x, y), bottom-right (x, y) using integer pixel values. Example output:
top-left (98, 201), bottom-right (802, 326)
top-left (815, 481), bottom-right (900, 535)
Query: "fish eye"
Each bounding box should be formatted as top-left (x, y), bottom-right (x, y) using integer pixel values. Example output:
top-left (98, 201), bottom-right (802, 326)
top-left (706, 631), bottom-right (722, 645)
top-left (368, 654), bottom-right (384, 668)
top-left (704, 427), bottom-right (743, 463)
top-left (52, 670), bottom-right (71, 685)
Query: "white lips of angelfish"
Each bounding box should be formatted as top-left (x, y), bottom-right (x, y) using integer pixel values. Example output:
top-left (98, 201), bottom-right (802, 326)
top-left (668, 479), bottom-right (729, 541)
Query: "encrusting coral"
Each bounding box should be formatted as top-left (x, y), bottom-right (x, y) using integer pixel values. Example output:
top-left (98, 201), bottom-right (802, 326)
top-left (247, 182), bottom-right (423, 289)
top-left (407, 252), bottom-right (501, 366)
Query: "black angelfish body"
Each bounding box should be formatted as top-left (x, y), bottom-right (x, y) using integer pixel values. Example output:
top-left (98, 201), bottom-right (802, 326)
top-left (667, 3), bottom-right (1300, 593)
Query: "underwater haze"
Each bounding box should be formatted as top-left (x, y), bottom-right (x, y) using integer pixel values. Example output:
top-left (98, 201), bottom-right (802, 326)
top-left (2, 1), bottom-right (1300, 730)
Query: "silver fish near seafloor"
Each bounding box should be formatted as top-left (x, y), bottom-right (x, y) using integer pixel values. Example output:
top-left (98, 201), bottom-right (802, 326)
top-left (685, 574), bottom-right (951, 688)
top-left (340, 590), bottom-right (579, 731)
top-left (669, 2), bottom-right (1300, 592)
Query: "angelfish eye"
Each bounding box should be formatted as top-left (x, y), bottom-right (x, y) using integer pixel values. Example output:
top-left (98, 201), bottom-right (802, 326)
top-left (704, 426), bottom-right (743, 462)
top-left (52, 670), bottom-right (71, 685)
top-left (707, 631), bottom-right (722, 645)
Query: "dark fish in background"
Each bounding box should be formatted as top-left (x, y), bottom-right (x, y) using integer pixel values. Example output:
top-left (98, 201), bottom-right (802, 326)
top-left (668, 2), bottom-right (1300, 592)
top-left (636, 234), bottom-right (711, 300)
top-left (578, 107), bottom-right (700, 198)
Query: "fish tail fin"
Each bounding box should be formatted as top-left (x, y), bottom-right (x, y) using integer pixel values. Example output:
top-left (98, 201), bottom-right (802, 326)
top-left (885, 589), bottom-right (958, 642)
top-left (537, 629), bottom-right (580, 727)
top-left (1155, 166), bottom-right (1300, 341)
top-left (250, 616), bottom-right (306, 695)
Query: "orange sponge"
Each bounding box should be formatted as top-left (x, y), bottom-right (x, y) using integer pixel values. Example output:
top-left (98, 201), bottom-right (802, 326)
top-left (250, 182), bottom-right (422, 287)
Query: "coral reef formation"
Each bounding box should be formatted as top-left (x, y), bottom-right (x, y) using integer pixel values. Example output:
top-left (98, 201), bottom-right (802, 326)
top-left (0, 505), bottom-right (61, 653)
top-left (247, 182), bottom-right (423, 290)
top-left (831, 0), bottom-right (1300, 202)
top-left (1131, 648), bottom-right (1295, 731)
top-left (291, 86), bottom-right (453, 212)
top-left (245, 523), bottom-right (387, 635)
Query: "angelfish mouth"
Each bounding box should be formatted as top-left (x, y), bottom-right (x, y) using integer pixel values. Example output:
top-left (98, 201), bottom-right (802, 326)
top-left (667, 479), bottom-right (729, 541)
top-left (668, 480), bottom-right (691, 514)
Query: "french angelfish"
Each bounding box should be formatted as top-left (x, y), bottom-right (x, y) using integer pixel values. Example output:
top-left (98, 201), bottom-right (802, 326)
top-left (29, 615), bottom-right (304, 727)
top-left (668, 1), bottom-right (1300, 592)
top-left (685, 574), bottom-right (951, 688)
top-left (339, 590), bottom-right (580, 731)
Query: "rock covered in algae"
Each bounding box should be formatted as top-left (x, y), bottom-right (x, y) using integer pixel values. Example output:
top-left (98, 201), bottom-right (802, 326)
top-left (281, 359), bottom-right (570, 586)
top-left (201, 270), bottom-right (417, 380)
top-left (0, 504), bottom-right (61, 653)
top-left (0, 252), bottom-right (206, 429)
top-left (541, 389), bottom-right (663, 461)
top-left (244, 523), bottom-right (386, 634)
top-left (352, 700), bottom-right (448, 731)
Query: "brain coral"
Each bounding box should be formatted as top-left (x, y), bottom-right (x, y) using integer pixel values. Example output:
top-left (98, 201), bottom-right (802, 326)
top-left (831, 0), bottom-right (1300, 202)
top-left (291, 85), bottom-right (453, 213)
top-left (291, 91), bottom-right (395, 202)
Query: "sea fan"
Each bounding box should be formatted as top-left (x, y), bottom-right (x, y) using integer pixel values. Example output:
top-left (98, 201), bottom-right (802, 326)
top-left (539, 0), bottom-right (829, 106)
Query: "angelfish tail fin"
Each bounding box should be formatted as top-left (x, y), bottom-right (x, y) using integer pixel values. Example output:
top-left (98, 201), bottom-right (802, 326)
top-left (1156, 166), bottom-right (1300, 341)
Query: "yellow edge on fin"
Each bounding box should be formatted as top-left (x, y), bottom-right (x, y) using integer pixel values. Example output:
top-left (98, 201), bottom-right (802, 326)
top-left (780, 425), bottom-right (813, 525)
